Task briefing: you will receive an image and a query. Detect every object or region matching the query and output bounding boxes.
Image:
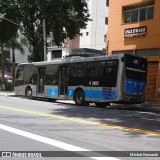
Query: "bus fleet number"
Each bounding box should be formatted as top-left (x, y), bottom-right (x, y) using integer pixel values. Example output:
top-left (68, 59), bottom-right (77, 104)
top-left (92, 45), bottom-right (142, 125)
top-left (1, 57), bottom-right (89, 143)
top-left (89, 81), bottom-right (99, 86)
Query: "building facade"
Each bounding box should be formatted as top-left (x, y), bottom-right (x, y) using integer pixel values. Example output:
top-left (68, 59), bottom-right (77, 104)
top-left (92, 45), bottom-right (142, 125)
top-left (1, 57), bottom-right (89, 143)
top-left (79, 0), bottom-right (108, 50)
top-left (10, 46), bottom-right (29, 63)
top-left (47, 0), bottom-right (109, 61)
top-left (108, 0), bottom-right (160, 102)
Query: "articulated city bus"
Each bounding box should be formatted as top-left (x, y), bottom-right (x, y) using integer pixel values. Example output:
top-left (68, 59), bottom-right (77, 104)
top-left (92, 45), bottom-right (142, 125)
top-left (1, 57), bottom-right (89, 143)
top-left (14, 54), bottom-right (147, 107)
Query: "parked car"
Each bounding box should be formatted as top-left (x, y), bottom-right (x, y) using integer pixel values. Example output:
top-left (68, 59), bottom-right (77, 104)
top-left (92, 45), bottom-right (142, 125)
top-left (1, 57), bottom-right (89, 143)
top-left (4, 75), bottom-right (12, 80)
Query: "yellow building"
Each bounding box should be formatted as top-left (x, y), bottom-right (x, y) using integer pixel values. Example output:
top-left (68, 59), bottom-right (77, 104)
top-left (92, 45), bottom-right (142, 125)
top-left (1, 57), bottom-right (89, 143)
top-left (108, 0), bottom-right (160, 102)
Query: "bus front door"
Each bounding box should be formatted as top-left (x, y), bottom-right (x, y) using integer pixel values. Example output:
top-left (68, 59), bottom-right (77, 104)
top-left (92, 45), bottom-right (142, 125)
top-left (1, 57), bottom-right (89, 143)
top-left (59, 66), bottom-right (69, 97)
top-left (38, 68), bottom-right (46, 96)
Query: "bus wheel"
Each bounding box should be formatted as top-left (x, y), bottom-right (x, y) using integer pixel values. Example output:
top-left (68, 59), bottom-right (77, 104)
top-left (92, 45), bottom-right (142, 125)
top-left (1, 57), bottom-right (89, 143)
top-left (95, 102), bottom-right (110, 108)
top-left (74, 90), bottom-right (85, 106)
top-left (25, 87), bottom-right (32, 99)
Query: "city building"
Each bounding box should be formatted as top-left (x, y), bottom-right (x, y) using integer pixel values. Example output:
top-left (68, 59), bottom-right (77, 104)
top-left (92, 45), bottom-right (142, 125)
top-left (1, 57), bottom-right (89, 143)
top-left (10, 46), bottom-right (29, 64)
top-left (47, 0), bottom-right (109, 61)
top-left (108, 0), bottom-right (160, 102)
top-left (78, 0), bottom-right (108, 51)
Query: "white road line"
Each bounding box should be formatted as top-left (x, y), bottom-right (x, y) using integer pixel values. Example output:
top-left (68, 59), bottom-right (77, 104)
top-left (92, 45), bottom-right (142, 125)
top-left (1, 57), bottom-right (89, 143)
top-left (0, 124), bottom-right (119, 160)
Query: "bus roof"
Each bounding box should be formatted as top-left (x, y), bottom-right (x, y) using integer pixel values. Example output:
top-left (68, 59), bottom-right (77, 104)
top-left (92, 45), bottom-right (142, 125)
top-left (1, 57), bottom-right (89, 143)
top-left (17, 53), bottom-right (142, 66)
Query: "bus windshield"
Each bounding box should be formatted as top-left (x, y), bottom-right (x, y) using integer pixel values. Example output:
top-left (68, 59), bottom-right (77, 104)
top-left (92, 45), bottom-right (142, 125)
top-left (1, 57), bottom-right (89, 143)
top-left (125, 54), bottom-right (147, 80)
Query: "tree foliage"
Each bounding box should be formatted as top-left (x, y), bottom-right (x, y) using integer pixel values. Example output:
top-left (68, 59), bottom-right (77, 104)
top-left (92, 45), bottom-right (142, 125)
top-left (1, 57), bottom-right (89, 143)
top-left (0, 0), bottom-right (20, 42)
top-left (5, 30), bottom-right (28, 90)
top-left (0, 12), bottom-right (18, 86)
top-left (0, 0), bottom-right (90, 62)
top-left (0, 19), bottom-right (18, 44)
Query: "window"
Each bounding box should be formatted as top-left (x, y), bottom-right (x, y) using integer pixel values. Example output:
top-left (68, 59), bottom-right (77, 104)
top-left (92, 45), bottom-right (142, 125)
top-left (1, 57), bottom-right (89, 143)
top-left (70, 63), bottom-right (86, 78)
top-left (24, 65), bottom-right (35, 84)
top-left (80, 33), bottom-right (83, 36)
top-left (87, 60), bottom-right (119, 87)
top-left (86, 32), bottom-right (89, 36)
top-left (15, 65), bottom-right (25, 86)
top-left (69, 63), bottom-right (86, 86)
top-left (104, 60), bottom-right (119, 87)
top-left (131, 9), bottom-right (139, 22)
top-left (104, 35), bottom-right (106, 42)
top-left (147, 4), bottom-right (154, 19)
top-left (106, 0), bottom-right (109, 7)
top-left (52, 50), bottom-right (62, 59)
top-left (16, 65), bottom-right (24, 80)
top-left (45, 65), bottom-right (58, 85)
top-left (124, 1), bottom-right (154, 23)
top-left (140, 8), bottom-right (147, 21)
top-left (87, 61), bottom-right (105, 78)
top-left (105, 17), bottom-right (108, 25)
top-left (124, 10), bottom-right (131, 23)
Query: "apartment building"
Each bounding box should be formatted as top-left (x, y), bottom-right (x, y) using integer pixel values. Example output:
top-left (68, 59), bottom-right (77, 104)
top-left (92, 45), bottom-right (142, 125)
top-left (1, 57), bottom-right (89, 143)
top-left (47, 0), bottom-right (109, 60)
top-left (108, 0), bottom-right (160, 102)
top-left (78, 0), bottom-right (108, 50)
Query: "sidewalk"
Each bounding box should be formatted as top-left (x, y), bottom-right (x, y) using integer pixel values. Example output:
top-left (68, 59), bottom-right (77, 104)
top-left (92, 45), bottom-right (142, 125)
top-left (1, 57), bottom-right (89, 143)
top-left (0, 91), bottom-right (160, 113)
top-left (109, 102), bottom-right (160, 113)
top-left (0, 91), bottom-right (15, 96)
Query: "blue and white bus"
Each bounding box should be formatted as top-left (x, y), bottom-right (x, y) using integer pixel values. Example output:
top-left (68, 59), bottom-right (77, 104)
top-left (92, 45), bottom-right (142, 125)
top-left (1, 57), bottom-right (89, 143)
top-left (14, 54), bottom-right (147, 107)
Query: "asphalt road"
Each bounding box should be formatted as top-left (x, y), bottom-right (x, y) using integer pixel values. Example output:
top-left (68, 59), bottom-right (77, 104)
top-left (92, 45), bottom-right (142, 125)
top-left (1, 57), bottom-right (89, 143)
top-left (0, 95), bottom-right (159, 160)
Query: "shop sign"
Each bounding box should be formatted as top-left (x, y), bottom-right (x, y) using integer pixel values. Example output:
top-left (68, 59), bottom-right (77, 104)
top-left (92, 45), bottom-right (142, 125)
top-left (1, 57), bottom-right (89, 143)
top-left (124, 26), bottom-right (146, 38)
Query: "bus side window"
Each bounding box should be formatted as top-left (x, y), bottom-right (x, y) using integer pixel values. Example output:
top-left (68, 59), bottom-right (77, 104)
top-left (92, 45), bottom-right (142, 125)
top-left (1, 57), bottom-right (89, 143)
top-left (16, 68), bottom-right (24, 80)
top-left (45, 64), bottom-right (58, 85)
top-left (89, 68), bottom-right (96, 78)
top-left (70, 63), bottom-right (86, 78)
top-left (15, 65), bottom-right (25, 86)
top-left (24, 65), bottom-right (34, 83)
top-left (52, 73), bottom-right (58, 85)
top-left (87, 61), bottom-right (105, 78)
top-left (104, 60), bottom-right (119, 87)
top-left (29, 74), bottom-right (37, 84)
top-left (105, 68), bottom-right (113, 75)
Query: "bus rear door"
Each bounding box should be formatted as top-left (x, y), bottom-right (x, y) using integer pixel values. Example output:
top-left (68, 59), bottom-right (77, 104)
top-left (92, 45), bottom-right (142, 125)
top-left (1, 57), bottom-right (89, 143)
top-left (38, 67), bottom-right (46, 96)
top-left (59, 65), bottom-right (69, 97)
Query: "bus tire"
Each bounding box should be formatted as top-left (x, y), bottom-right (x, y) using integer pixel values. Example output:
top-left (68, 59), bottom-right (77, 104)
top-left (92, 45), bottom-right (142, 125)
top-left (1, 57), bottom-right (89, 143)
top-left (74, 90), bottom-right (85, 106)
top-left (95, 102), bottom-right (110, 108)
top-left (25, 87), bottom-right (32, 99)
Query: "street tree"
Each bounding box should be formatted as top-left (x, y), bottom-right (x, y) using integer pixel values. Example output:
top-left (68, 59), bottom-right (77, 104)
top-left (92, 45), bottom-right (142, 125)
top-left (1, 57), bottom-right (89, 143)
top-left (0, 16), bottom-right (18, 89)
top-left (0, 0), bottom-right (90, 62)
top-left (5, 30), bottom-right (28, 90)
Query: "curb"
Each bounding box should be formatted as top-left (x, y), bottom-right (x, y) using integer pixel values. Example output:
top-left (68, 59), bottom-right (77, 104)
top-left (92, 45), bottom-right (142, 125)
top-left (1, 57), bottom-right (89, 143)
top-left (109, 103), bottom-right (160, 113)
top-left (0, 91), bottom-right (15, 96)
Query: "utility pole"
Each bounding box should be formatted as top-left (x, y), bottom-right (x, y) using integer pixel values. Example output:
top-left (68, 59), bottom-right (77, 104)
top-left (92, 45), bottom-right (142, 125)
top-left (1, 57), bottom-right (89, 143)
top-left (37, 0), bottom-right (46, 61)
top-left (43, 19), bottom-right (47, 61)
top-left (50, 31), bottom-right (53, 46)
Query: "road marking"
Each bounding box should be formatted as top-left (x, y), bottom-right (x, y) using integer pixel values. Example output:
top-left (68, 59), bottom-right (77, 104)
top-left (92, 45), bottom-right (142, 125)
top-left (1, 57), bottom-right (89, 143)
top-left (0, 105), bottom-right (160, 137)
top-left (0, 124), bottom-right (119, 160)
